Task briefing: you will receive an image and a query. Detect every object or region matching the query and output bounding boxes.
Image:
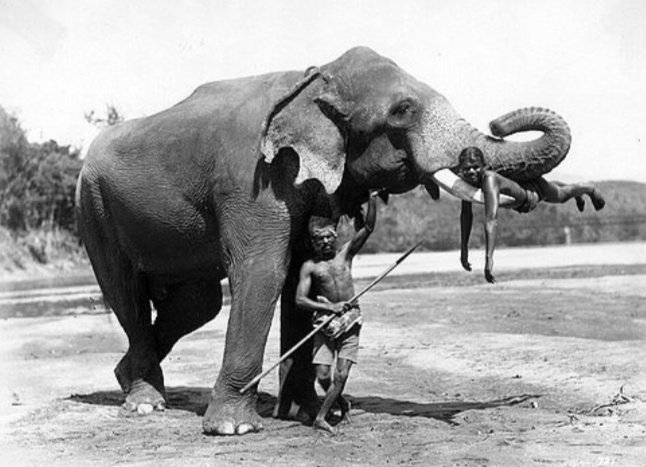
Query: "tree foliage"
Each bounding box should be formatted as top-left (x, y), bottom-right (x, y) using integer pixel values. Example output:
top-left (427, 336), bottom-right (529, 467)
top-left (0, 106), bottom-right (82, 232)
top-left (84, 104), bottom-right (124, 128)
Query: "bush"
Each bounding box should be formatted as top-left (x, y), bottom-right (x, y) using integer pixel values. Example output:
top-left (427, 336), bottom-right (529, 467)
top-left (0, 107), bottom-right (82, 232)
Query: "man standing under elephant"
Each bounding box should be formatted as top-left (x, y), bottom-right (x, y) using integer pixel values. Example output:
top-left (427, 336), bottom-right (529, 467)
top-left (457, 146), bottom-right (605, 283)
top-left (295, 190), bottom-right (379, 434)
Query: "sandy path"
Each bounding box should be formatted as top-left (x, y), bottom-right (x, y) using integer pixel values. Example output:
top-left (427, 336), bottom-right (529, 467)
top-left (0, 244), bottom-right (645, 466)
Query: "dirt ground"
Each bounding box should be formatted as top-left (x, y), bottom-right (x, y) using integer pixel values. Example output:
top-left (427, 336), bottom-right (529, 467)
top-left (1, 260), bottom-right (645, 465)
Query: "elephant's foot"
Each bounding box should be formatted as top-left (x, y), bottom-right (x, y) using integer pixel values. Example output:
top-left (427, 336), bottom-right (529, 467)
top-left (121, 379), bottom-right (166, 415)
top-left (115, 352), bottom-right (166, 415)
top-left (202, 387), bottom-right (263, 436)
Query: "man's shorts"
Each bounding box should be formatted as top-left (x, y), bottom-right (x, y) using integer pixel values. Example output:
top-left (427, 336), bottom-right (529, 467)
top-left (515, 179), bottom-right (545, 213)
top-left (312, 324), bottom-right (360, 365)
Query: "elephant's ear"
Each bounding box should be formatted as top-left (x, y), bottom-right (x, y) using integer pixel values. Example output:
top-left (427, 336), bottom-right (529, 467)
top-left (260, 69), bottom-right (349, 194)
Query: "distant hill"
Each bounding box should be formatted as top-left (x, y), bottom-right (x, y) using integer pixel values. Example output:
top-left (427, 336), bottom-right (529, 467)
top-left (344, 180), bottom-right (646, 253)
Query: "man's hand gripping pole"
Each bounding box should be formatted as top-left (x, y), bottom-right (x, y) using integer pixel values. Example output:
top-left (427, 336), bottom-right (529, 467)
top-left (240, 239), bottom-right (423, 395)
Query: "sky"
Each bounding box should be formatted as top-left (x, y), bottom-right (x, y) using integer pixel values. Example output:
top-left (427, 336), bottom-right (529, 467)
top-left (1, 0), bottom-right (645, 183)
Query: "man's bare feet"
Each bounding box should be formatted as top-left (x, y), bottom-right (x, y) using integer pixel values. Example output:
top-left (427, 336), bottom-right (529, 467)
top-left (313, 418), bottom-right (337, 435)
top-left (590, 189), bottom-right (605, 211)
top-left (575, 196), bottom-right (585, 212)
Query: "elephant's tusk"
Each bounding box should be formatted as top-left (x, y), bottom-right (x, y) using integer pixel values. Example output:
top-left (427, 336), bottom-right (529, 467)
top-left (431, 169), bottom-right (515, 206)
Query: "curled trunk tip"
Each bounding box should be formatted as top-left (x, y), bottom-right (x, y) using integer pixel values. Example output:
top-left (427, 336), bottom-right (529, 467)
top-left (485, 107), bottom-right (572, 181)
top-left (489, 107), bottom-right (570, 138)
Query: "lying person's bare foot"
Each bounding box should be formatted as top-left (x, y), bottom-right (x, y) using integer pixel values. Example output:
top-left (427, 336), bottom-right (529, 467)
top-left (590, 189), bottom-right (605, 211)
top-left (575, 196), bottom-right (585, 212)
top-left (313, 418), bottom-right (337, 435)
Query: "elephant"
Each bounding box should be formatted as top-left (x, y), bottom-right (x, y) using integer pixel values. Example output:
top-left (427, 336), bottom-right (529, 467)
top-left (76, 46), bottom-right (571, 436)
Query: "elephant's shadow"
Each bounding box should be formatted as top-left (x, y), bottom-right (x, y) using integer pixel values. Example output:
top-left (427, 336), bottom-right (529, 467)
top-left (68, 387), bottom-right (540, 425)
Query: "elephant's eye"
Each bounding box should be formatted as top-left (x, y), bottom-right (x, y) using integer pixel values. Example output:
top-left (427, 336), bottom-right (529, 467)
top-left (392, 102), bottom-right (413, 116)
top-left (388, 100), bottom-right (417, 127)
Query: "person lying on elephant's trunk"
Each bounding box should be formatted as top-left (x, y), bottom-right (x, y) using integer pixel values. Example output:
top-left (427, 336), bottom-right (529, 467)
top-left (457, 146), bottom-right (606, 284)
top-left (295, 191), bottom-right (379, 435)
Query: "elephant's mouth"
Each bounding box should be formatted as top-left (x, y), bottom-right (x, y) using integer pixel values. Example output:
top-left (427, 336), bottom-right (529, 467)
top-left (430, 168), bottom-right (515, 205)
top-left (387, 157), bottom-right (421, 194)
top-left (346, 152), bottom-right (420, 194)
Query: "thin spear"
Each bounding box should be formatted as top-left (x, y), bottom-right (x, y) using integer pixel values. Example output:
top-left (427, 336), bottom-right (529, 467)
top-left (240, 240), bottom-right (423, 395)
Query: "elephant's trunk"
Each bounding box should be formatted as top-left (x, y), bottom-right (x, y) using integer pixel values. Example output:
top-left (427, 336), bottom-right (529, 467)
top-left (484, 107), bottom-right (571, 181)
top-left (413, 98), bottom-right (571, 187)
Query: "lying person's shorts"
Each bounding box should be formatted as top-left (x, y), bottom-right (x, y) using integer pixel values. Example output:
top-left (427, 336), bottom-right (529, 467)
top-left (515, 180), bottom-right (544, 213)
top-left (312, 324), bottom-right (361, 365)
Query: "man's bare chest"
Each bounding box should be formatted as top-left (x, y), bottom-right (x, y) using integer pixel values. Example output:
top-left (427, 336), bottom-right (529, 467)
top-left (311, 260), bottom-right (351, 287)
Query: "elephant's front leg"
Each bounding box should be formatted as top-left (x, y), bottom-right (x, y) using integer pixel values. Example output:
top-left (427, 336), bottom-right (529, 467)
top-left (203, 255), bottom-right (286, 436)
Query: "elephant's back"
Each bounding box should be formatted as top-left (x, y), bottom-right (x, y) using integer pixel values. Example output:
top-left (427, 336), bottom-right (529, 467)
top-left (161, 70), bottom-right (305, 139)
top-left (176, 71), bottom-right (302, 111)
top-left (84, 71), bottom-right (304, 184)
top-left (88, 71), bottom-right (302, 172)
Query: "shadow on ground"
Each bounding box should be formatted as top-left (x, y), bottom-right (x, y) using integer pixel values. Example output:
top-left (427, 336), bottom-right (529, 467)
top-left (68, 387), bottom-right (540, 424)
top-left (70, 386), bottom-right (214, 416)
top-left (353, 394), bottom-right (540, 424)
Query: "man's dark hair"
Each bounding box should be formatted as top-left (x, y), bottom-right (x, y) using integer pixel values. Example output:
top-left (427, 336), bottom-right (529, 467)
top-left (459, 147), bottom-right (485, 166)
top-left (308, 216), bottom-right (337, 237)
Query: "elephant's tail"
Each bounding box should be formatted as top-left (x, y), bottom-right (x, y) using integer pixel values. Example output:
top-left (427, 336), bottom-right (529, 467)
top-left (74, 169), bottom-right (86, 243)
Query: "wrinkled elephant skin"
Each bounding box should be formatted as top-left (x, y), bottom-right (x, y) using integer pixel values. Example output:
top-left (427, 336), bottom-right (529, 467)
top-left (76, 47), bottom-right (571, 435)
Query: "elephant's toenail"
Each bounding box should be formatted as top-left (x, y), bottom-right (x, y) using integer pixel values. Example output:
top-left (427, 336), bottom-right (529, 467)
top-left (122, 401), bottom-right (137, 412)
top-left (137, 403), bottom-right (154, 415)
top-left (217, 422), bottom-right (235, 435)
top-left (236, 423), bottom-right (255, 435)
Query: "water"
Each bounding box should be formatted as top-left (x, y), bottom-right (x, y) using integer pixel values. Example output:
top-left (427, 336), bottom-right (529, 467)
top-left (0, 274), bottom-right (107, 319)
top-left (0, 272), bottom-right (232, 319)
top-left (0, 273), bottom-right (97, 293)
top-left (1, 242), bottom-right (644, 320)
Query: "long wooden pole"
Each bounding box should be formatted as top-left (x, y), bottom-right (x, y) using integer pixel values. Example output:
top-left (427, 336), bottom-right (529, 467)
top-left (240, 240), bottom-right (423, 395)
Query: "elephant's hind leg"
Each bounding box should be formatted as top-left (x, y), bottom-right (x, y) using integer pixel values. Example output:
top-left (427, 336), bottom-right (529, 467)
top-left (108, 267), bottom-right (166, 415)
top-left (81, 216), bottom-right (165, 414)
top-left (152, 278), bottom-right (223, 362)
top-left (79, 181), bottom-right (165, 414)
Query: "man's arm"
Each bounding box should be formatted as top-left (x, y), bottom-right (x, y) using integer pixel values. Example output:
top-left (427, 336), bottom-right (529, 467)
top-left (460, 200), bottom-right (473, 271)
top-left (482, 172), bottom-right (532, 283)
top-left (346, 190), bottom-right (378, 258)
top-left (295, 263), bottom-right (346, 315)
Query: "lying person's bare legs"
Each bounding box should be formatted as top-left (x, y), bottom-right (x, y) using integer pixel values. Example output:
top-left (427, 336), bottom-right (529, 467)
top-left (538, 178), bottom-right (605, 211)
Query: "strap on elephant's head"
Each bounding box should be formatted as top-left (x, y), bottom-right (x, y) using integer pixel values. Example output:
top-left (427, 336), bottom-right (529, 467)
top-left (259, 67), bottom-right (321, 145)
